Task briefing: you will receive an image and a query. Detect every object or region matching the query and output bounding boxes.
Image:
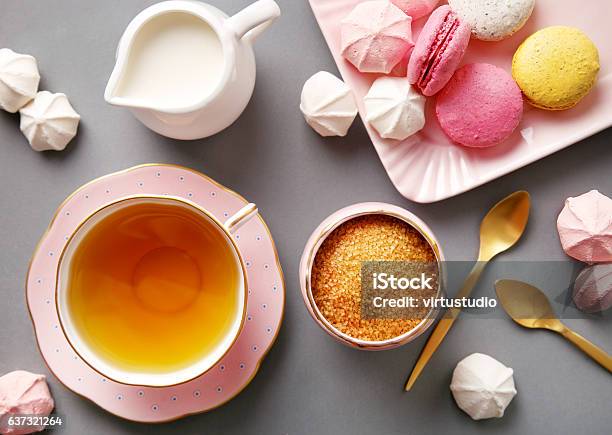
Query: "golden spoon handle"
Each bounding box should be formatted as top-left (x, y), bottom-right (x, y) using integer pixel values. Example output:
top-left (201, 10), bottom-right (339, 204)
top-left (454, 260), bottom-right (487, 300)
top-left (404, 261), bottom-right (487, 391)
top-left (560, 328), bottom-right (612, 372)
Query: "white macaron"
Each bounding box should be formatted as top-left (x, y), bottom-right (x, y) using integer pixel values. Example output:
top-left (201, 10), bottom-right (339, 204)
top-left (448, 0), bottom-right (535, 41)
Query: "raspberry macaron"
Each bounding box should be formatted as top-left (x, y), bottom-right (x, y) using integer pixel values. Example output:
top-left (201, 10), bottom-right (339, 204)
top-left (407, 5), bottom-right (471, 96)
top-left (436, 63), bottom-right (523, 148)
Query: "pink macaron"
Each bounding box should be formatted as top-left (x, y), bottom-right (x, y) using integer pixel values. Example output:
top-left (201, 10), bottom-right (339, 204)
top-left (407, 5), bottom-right (470, 96)
top-left (436, 63), bottom-right (524, 148)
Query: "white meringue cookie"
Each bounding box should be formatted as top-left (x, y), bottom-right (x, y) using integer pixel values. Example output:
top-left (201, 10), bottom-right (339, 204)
top-left (19, 91), bottom-right (80, 151)
top-left (364, 77), bottom-right (425, 140)
top-left (300, 71), bottom-right (358, 137)
top-left (450, 353), bottom-right (517, 420)
top-left (557, 190), bottom-right (612, 263)
top-left (0, 48), bottom-right (40, 113)
top-left (573, 263), bottom-right (612, 313)
top-left (0, 370), bottom-right (54, 435)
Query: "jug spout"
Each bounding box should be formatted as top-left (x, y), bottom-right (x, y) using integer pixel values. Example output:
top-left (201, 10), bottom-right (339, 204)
top-left (226, 0), bottom-right (280, 43)
top-left (105, 83), bottom-right (129, 108)
top-left (105, 58), bottom-right (143, 109)
top-left (105, 60), bottom-right (122, 105)
top-left (104, 60), bottom-right (161, 111)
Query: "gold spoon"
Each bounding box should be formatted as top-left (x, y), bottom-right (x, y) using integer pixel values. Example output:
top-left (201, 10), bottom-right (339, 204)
top-left (495, 279), bottom-right (612, 372)
top-left (404, 191), bottom-right (531, 391)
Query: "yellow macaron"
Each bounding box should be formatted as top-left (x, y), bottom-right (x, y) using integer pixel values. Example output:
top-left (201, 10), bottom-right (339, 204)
top-left (512, 26), bottom-right (600, 110)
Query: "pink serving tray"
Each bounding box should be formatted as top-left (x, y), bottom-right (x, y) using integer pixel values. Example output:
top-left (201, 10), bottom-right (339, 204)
top-left (309, 0), bottom-right (612, 203)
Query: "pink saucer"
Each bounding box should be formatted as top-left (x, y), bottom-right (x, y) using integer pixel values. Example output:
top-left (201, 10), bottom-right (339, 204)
top-left (26, 164), bottom-right (285, 423)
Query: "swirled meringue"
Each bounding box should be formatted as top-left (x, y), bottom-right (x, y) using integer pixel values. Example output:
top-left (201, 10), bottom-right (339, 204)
top-left (19, 91), bottom-right (80, 151)
top-left (391, 0), bottom-right (440, 20)
top-left (300, 71), bottom-right (358, 137)
top-left (557, 190), bottom-right (612, 263)
top-left (450, 353), bottom-right (517, 420)
top-left (573, 263), bottom-right (612, 313)
top-left (0, 371), bottom-right (54, 435)
top-left (0, 48), bottom-right (40, 113)
top-left (364, 76), bottom-right (425, 140)
top-left (341, 1), bottom-right (414, 74)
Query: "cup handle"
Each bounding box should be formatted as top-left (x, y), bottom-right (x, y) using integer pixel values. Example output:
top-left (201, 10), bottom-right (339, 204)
top-left (226, 0), bottom-right (280, 43)
top-left (224, 203), bottom-right (258, 234)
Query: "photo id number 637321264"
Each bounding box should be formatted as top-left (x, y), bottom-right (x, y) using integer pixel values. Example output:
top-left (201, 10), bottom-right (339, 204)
top-left (1, 414), bottom-right (64, 431)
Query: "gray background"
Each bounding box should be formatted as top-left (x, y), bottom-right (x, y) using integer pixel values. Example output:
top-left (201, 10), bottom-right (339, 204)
top-left (1, 1), bottom-right (610, 434)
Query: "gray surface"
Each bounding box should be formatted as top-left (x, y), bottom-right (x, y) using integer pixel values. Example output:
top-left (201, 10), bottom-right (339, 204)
top-left (1, 1), bottom-right (611, 434)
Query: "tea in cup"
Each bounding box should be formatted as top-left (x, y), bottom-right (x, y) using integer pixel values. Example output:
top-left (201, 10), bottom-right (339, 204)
top-left (56, 196), bottom-right (256, 386)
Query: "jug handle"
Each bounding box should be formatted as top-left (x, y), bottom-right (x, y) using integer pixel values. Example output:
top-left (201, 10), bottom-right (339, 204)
top-left (226, 0), bottom-right (280, 44)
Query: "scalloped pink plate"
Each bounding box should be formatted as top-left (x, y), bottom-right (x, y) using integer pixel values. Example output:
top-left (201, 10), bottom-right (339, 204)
top-left (26, 164), bottom-right (285, 423)
top-left (309, 0), bottom-right (612, 203)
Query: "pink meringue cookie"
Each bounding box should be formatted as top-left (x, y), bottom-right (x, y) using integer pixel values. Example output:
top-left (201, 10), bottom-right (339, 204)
top-left (557, 190), bottom-right (612, 263)
top-left (0, 371), bottom-right (54, 435)
top-left (391, 0), bottom-right (440, 20)
top-left (573, 263), bottom-right (612, 313)
top-left (341, 0), bottom-right (414, 74)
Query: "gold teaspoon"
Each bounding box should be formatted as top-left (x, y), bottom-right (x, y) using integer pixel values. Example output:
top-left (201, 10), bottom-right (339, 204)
top-left (495, 279), bottom-right (612, 372)
top-left (404, 191), bottom-right (531, 391)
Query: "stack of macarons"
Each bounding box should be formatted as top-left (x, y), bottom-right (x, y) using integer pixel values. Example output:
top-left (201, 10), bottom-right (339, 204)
top-left (322, 0), bottom-right (600, 149)
top-left (407, 1), bottom-right (529, 147)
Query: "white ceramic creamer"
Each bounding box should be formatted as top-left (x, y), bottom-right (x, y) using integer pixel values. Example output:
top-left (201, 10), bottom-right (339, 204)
top-left (105, 0), bottom-right (280, 140)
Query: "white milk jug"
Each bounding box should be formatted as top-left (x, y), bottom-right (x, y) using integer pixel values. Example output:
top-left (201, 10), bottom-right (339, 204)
top-left (105, 0), bottom-right (280, 140)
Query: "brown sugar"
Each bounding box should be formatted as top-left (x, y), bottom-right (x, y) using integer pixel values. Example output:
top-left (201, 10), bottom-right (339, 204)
top-left (311, 214), bottom-right (436, 342)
